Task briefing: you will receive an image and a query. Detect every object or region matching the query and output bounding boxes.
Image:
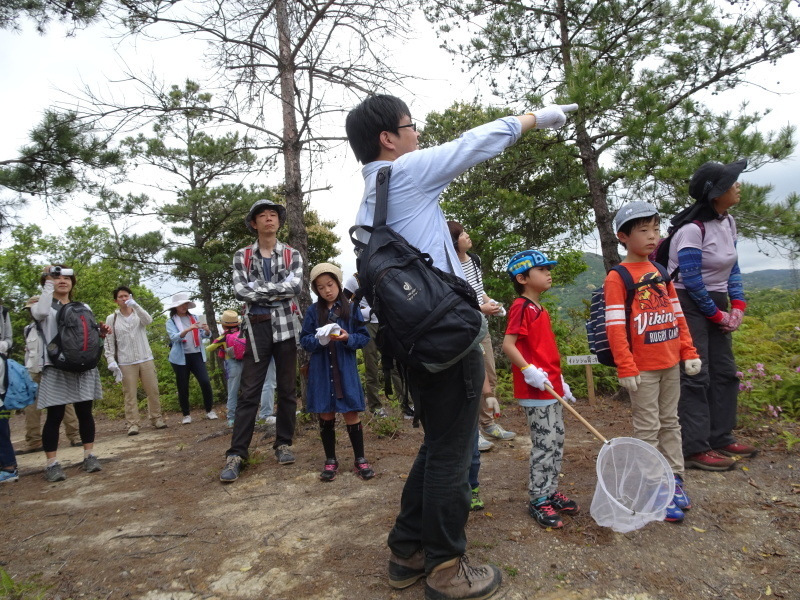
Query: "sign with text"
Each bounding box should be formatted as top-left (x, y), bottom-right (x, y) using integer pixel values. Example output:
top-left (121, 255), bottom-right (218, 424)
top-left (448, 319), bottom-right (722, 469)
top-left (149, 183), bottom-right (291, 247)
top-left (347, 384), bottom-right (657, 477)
top-left (567, 355), bottom-right (599, 365)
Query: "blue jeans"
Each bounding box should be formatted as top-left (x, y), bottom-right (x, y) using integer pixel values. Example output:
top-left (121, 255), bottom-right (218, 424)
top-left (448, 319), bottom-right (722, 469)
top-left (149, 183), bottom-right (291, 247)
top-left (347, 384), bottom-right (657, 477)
top-left (258, 358), bottom-right (276, 419)
top-left (225, 359), bottom-right (243, 418)
top-left (387, 347), bottom-right (484, 572)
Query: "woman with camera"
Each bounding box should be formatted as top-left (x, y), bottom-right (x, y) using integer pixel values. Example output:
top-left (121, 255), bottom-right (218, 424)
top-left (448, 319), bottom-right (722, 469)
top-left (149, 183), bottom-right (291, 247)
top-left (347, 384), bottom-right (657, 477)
top-left (32, 265), bottom-right (111, 482)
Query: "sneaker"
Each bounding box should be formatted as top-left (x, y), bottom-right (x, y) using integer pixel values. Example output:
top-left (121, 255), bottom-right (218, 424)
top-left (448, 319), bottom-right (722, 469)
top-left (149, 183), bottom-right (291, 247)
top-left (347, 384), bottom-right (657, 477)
top-left (388, 549), bottom-right (425, 589)
top-left (714, 441), bottom-right (758, 458)
top-left (673, 475), bottom-right (692, 510)
top-left (275, 445), bottom-right (295, 465)
top-left (70, 440), bottom-right (83, 447)
top-left (664, 501), bottom-right (685, 523)
top-left (220, 455), bottom-right (243, 483)
top-left (320, 458), bottom-right (338, 482)
top-left (206, 410), bottom-right (218, 420)
top-left (153, 419), bottom-right (168, 429)
top-left (425, 555), bottom-right (502, 600)
top-left (44, 463), bottom-right (67, 482)
top-left (0, 469), bottom-right (19, 484)
top-left (685, 450), bottom-right (735, 471)
top-left (528, 499), bottom-right (563, 529)
top-left (549, 490), bottom-right (580, 515)
top-left (482, 423), bottom-right (516, 441)
top-left (372, 407), bottom-right (388, 418)
top-left (478, 433), bottom-right (494, 453)
top-left (470, 487), bottom-right (485, 511)
top-left (265, 416), bottom-right (277, 425)
top-left (181, 415), bottom-right (192, 425)
top-left (127, 425), bottom-right (139, 436)
top-left (402, 404), bottom-right (415, 419)
top-left (354, 457), bottom-right (375, 480)
top-left (82, 454), bottom-right (102, 473)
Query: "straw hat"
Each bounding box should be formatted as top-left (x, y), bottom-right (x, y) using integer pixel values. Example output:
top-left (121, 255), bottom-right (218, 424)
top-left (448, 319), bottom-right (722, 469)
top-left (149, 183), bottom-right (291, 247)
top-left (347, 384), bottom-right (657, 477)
top-left (220, 310), bottom-right (240, 326)
top-left (309, 263), bottom-right (343, 289)
top-left (166, 292), bottom-right (196, 310)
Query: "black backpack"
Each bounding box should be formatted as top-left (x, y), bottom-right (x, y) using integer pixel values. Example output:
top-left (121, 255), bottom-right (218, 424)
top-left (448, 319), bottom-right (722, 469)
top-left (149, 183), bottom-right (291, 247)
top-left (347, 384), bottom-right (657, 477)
top-left (46, 301), bottom-right (103, 372)
top-left (586, 262), bottom-right (671, 367)
top-left (349, 166), bottom-right (487, 373)
top-left (650, 219), bottom-right (705, 279)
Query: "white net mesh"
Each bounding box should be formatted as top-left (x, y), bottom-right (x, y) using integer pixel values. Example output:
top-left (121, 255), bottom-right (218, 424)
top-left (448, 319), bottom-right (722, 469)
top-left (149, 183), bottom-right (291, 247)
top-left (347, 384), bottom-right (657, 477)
top-left (590, 437), bottom-right (675, 533)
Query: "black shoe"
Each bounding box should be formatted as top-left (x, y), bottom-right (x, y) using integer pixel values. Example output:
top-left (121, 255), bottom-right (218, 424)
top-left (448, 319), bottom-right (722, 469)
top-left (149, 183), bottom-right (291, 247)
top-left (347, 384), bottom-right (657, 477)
top-left (354, 457), bottom-right (375, 480)
top-left (549, 491), bottom-right (580, 515)
top-left (275, 445), bottom-right (295, 465)
top-left (319, 459), bottom-right (338, 482)
top-left (528, 500), bottom-right (563, 529)
top-left (220, 455), bottom-right (243, 483)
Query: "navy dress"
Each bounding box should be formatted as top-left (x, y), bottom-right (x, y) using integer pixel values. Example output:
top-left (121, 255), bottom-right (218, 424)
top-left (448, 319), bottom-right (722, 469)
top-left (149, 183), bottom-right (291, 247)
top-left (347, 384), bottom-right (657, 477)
top-left (300, 302), bottom-right (370, 414)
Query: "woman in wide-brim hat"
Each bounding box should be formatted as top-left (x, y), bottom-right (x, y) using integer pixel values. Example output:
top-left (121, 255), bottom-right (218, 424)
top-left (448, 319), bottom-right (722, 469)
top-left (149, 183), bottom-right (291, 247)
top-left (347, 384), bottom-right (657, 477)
top-left (165, 292), bottom-right (216, 424)
top-left (667, 159), bottom-right (757, 472)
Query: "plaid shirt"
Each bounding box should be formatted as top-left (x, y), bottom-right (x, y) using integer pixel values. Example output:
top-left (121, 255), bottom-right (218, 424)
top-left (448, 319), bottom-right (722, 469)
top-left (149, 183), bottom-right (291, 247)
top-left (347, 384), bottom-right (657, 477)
top-left (233, 239), bottom-right (303, 343)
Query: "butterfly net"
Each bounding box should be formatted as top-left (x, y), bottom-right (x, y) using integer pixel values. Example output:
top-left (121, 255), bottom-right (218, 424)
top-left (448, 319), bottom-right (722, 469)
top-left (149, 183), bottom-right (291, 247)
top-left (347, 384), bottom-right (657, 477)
top-left (590, 437), bottom-right (675, 533)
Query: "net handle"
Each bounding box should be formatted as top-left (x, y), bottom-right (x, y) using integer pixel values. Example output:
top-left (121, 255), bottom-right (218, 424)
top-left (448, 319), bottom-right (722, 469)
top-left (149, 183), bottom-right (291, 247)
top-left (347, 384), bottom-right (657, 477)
top-left (545, 384), bottom-right (609, 444)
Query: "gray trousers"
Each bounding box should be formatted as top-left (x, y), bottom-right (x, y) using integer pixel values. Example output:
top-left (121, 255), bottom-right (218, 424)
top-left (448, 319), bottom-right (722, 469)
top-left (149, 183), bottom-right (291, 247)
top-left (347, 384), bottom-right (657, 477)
top-left (525, 402), bottom-right (564, 501)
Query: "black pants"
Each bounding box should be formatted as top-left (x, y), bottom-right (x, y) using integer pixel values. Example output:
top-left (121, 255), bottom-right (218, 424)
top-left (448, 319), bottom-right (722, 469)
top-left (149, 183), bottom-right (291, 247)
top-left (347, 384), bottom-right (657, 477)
top-left (42, 401), bottom-right (94, 452)
top-left (227, 320), bottom-right (297, 458)
top-left (677, 289), bottom-right (739, 456)
top-left (171, 352), bottom-right (214, 416)
top-left (387, 347), bottom-right (484, 572)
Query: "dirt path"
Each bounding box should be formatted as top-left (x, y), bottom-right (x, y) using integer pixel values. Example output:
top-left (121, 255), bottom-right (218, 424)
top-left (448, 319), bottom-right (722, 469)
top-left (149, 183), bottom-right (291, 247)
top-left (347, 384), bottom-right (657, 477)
top-left (2, 400), bottom-right (799, 600)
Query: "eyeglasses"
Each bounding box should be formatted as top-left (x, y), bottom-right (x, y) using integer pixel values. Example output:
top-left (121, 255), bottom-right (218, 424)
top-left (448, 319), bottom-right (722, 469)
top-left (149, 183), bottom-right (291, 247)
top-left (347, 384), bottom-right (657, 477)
top-left (397, 123), bottom-right (417, 132)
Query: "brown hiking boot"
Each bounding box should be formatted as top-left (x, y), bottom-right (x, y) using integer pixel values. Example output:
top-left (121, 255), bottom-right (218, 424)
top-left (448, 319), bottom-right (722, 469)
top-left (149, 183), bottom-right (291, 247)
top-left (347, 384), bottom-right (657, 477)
top-left (425, 555), bottom-right (501, 600)
top-left (388, 548), bottom-right (425, 589)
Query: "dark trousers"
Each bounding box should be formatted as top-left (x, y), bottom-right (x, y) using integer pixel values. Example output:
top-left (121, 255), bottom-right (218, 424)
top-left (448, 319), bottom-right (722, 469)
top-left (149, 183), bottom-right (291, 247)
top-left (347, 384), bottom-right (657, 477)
top-left (387, 346), bottom-right (484, 572)
top-left (0, 411), bottom-right (15, 470)
top-left (171, 353), bottom-right (214, 415)
top-left (227, 320), bottom-right (297, 458)
top-left (42, 401), bottom-right (95, 452)
top-left (677, 289), bottom-right (739, 456)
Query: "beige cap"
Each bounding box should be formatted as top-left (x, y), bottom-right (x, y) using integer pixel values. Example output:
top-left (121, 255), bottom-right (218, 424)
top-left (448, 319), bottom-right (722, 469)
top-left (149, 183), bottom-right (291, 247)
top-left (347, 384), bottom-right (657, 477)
top-left (24, 296), bottom-right (40, 309)
top-left (309, 263), bottom-right (343, 290)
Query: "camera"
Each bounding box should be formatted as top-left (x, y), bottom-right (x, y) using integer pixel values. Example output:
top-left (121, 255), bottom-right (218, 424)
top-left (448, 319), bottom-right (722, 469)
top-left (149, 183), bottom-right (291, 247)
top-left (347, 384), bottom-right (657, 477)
top-left (48, 266), bottom-right (74, 277)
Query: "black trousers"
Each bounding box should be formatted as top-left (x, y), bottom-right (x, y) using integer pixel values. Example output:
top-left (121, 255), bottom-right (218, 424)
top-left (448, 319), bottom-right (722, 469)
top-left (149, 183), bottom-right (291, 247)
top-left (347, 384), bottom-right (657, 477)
top-left (227, 320), bottom-right (297, 458)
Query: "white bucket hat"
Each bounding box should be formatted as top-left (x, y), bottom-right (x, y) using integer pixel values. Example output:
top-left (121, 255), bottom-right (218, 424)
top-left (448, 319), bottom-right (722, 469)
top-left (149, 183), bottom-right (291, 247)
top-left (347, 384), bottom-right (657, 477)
top-left (166, 292), bottom-right (196, 310)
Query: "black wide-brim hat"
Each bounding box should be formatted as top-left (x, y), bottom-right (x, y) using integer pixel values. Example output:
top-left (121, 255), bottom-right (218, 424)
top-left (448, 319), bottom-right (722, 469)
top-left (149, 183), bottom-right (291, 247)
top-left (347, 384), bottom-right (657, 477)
top-left (688, 158), bottom-right (747, 202)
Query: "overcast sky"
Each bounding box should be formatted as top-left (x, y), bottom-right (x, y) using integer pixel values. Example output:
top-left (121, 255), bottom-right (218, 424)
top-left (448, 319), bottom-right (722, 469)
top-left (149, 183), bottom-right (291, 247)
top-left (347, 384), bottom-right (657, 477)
top-left (1, 8), bottom-right (798, 301)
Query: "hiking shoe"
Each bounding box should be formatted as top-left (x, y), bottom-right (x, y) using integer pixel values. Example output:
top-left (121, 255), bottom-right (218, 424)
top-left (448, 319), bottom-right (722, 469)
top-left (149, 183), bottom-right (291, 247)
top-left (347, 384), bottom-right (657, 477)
top-left (16, 446), bottom-right (43, 455)
top-left (673, 475), bottom-right (691, 510)
top-left (320, 459), bottom-right (338, 482)
top-left (714, 441), bottom-right (758, 458)
top-left (181, 415), bottom-right (192, 425)
top-left (153, 419), bottom-right (168, 429)
top-left (388, 549), bottom-right (425, 589)
top-left (482, 423), bottom-right (516, 441)
top-left (275, 445), bottom-right (295, 465)
top-left (685, 450), bottom-right (735, 471)
top-left (206, 410), bottom-right (218, 420)
top-left (470, 487), bottom-right (485, 511)
top-left (44, 463), bottom-right (67, 482)
top-left (664, 501), bottom-right (685, 523)
top-left (478, 433), bottom-right (494, 453)
top-left (220, 455), bottom-right (243, 483)
top-left (127, 425), bottom-right (139, 436)
top-left (528, 499), bottom-right (563, 529)
top-left (354, 457), bottom-right (375, 480)
top-left (70, 440), bottom-right (83, 447)
top-left (425, 555), bottom-right (502, 600)
top-left (549, 490), bottom-right (580, 515)
top-left (82, 455), bottom-right (102, 473)
top-left (0, 469), bottom-right (19, 484)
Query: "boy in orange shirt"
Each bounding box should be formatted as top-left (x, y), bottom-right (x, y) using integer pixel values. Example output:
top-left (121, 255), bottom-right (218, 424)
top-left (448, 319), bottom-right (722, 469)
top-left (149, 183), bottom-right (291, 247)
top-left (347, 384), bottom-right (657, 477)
top-left (606, 202), bottom-right (701, 523)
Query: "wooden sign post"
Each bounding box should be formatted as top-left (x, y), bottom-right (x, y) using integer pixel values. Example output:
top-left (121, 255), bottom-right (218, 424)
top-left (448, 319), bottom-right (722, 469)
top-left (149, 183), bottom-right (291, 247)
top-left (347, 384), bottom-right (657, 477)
top-left (566, 355), bottom-right (598, 405)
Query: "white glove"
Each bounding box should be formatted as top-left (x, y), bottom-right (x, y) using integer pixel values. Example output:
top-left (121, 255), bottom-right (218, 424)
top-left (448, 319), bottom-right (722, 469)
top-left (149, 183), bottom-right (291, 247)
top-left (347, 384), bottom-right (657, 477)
top-left (43, 280), bottom-right (55, 292)
top-left (561, 376), bottom-right (576, 403)
top-left (108, 361), bottom-right (119, 371)
top-left (315, 323), bottom-right (341, 346)
top-left (108, 362), bottom-right (123, 383)
top-left (521, 364), bottom-right (550, 391)
top-left (618, 375), bottom-right (641, 392)
top-left (247, 281), bottom-right (257, 289)
top-left (125, 297), bottom-right (138, 307)
top-left (684, 358), bottom-right (702, 376)
top-left (485, 396), bottom-right (501, 418)
top-left (532, 104), bottom-right (579, 129)
top-left (490, 300), bottom-right (506, 317)
top-left (0, 340), bottom-right (8, 355)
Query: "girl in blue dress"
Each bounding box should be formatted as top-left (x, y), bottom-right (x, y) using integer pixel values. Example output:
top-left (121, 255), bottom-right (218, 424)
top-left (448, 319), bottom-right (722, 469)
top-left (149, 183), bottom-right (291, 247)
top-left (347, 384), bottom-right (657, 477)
top-left (300, 263), bottom-right (374, 482)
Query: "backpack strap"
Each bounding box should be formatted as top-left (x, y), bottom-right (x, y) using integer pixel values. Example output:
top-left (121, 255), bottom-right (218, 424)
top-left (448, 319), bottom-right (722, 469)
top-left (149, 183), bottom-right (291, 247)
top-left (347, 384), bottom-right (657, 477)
top-left (668, 220), bottom-right (705, 280)
top-left (373, 166), bottom-right (392, 228)
top-left (244, 246), bottom-right (253, 273)
top-left (517, 297), bottom-right (540, 327)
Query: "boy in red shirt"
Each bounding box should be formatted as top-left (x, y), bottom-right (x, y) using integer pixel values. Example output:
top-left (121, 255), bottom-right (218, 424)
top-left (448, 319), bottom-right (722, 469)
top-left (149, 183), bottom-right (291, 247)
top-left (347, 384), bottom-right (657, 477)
top-left (502, 250), bottom-right (579, 529)
top-left (606, 201), bottom-right (702, 523)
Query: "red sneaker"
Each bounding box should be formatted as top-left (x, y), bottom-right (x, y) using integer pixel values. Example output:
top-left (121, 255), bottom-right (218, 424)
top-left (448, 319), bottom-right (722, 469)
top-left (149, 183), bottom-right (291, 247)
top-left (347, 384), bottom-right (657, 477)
top-left (684, 450), bottom-right (735, 471)
top-left (714, 442), bottom-right (758, 458)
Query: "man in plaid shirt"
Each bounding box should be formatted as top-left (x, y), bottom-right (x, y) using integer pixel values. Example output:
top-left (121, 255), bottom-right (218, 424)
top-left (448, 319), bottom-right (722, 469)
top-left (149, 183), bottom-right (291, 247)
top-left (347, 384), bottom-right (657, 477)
top-left (220, 199), bottom-right (303, 483)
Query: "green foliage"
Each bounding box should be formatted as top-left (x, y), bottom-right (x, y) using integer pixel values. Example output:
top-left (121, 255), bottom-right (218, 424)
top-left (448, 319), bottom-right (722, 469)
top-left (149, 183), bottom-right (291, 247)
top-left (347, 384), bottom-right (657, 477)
top-left (0, 0), bottom-right (101, 33)
top-left (0, 564), bottom-right (49, 599)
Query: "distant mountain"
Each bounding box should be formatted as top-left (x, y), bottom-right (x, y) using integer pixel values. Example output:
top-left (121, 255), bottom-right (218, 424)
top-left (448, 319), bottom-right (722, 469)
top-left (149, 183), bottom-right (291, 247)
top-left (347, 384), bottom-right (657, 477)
top-left (549, 253), bottom-right (798, 311)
